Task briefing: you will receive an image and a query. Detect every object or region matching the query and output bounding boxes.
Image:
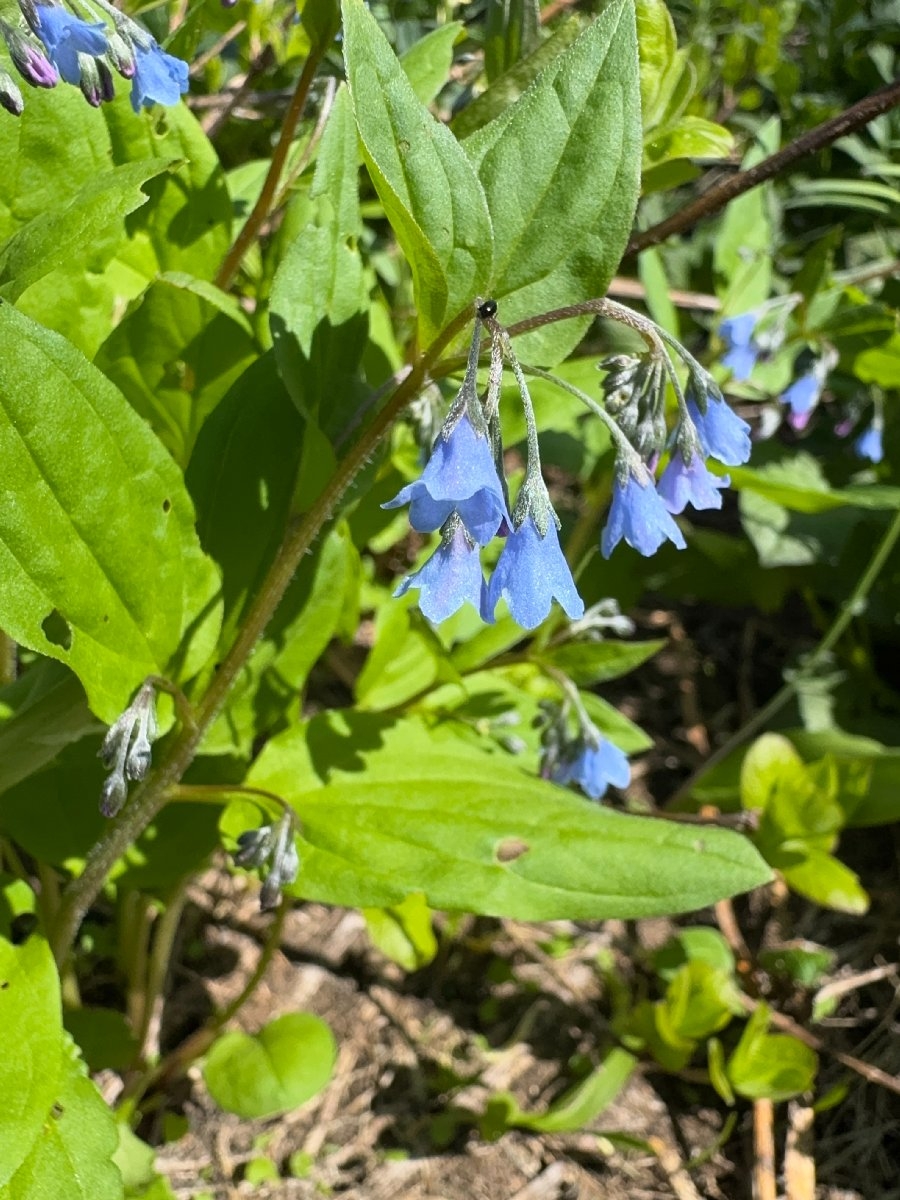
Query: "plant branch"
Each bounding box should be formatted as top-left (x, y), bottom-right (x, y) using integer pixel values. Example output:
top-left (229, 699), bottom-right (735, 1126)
top-left (628, 76), bottom-right (900, 254)
top-left (215, 46), bottom-right (324, 291)
top-left (49, 306), bottom-right (474, 968)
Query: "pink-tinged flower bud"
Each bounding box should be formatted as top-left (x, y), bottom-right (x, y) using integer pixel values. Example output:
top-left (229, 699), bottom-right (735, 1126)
top-left (1, 20), bottom-right (58, 87)
top-left (107, 27), bottom-right (135, 78)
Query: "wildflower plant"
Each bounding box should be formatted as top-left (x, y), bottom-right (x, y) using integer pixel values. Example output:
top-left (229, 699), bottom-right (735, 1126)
top-left (0, 0), bottom-right (896, 1189)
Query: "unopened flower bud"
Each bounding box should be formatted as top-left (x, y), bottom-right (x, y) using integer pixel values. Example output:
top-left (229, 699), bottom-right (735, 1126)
top-left (1, 20), bottom-right (57, 87)
top-left (0, 68), bottom-right (24, 113)
top-left (233, 826), bottom-right (275, 869)
top-left (77, 52), bottom-right (104, 104)
top-left (106, 27), bottom-right (134, 77)
top-left (235, 812), bottom-right (299, 911)
top-left (100, 765), bottom-right (128, 818)
top-left (98, 683), bottom-right (159, 815)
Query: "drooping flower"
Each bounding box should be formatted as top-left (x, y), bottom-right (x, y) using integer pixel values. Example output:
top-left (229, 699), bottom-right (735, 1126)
top-left (130, 38), bottom-right (188, 111)
top-left (657, 449), bottom-right (729, 515)
top-left (854, 423), bottom-right (883, 464)
top-left (687, 394), bottom-right (752, 466)
top-left (720, 312), bottom-right (760, 382)
top-left (32, 2), bottom-right (106, 85)
top-left (779, 371), bottom-right (820, 423)
top-left (383, 412), bottom-right (509, 546)
top-left (601, 464), bottom-right (687, 558)
top-left (552, 736), bottom-right (630, 801)
top-left (394, 516), bottom-right (488, 624)
top-left (484, 513), bottom-right (583, 630)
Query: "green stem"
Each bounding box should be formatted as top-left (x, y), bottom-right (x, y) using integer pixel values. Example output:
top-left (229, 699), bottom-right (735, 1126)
top-left (666, 507), bottom-right (900, 809)
top-left (122, 894), bottom-right (290, 1107)
top-left (49, 306), bottom-right (474, 968)
top-left (214, 45), bottom-right (325, 291)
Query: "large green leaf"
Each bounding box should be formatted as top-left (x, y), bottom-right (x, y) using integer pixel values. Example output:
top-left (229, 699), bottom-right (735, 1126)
top-left (0, 161), bottom-right (173, 303)
top-left (242, 713), bottom-right (771, 919)
top-left (0, 936), bottom-right (64, 1186)
top-left (1, 1044), bottom-right (122, 1200)
top-left (186, 353), bottom-right (305, 652)
top-left (0, 306), bottom-right (221, 721)
top-left (269, 87), bottom-right (371, 437)
top-left (462, 0), bottom-right (641, 363)
top-left (95, 273), bottom-right (257, 467)
top-left (0, 87), bottom-right (231, 356)
top-left (341, 0), bottom-right (493, 342)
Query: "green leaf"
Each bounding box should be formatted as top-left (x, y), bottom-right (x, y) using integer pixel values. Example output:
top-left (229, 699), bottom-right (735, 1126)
top-left (187, 352), bottom-right (304, 649)
top-left (536, 639), bottom-right (665, 686)
top-left (203, 1013), bottom-right (337, 1119)
top-left (788, 729), bottom-right (900, 827)
top-left (758, 942), bottom-right (835, 989)
top-left (463, 0), bottom-right (641, 363)
top-left (0, 660), bottom-right (99, 799)
top-left (653, 928), bottom-right (735, 982)
top-left (0, 88), bottom-right (231, 357)
top-left (64, 1009), bottom-right (139, 1074)
top-left (450, 17), bottom-right (582, 141)
top-left (0, 161), bottom-right (173, 303)
top-left (0, 306), bottom-right (221, 721)
top-left (664, 962), bottom-right (741, 1041)
top-left (400, 23), bottom-right (463, 106)
top-left (726, 1005), bottom-right (817, 1102)
top-left (740, 733), bottom-right (809, 813)
top-left (774, 846), bottom-right (869, 915)
top-left (356, 602), bottom-right (458, 711)
top-left (731, 453), bottom-right (900, 515)
top-left (363, 892), bottom-right (438, 971)
top-left (244, 712), bottom-right (772, 919)
top-left (341, 0), bottom-right (493, 341)
top-left (1, 1046), bottom-right (122, 1200)
top-left (494, 1047), bottom-right (636, 1134)
top-left (95, 273), bottom-right (257, 467)
top-left (0, 936), bottom-right (64, 1187)
top-left (269, 87), bottom-right (370, 437)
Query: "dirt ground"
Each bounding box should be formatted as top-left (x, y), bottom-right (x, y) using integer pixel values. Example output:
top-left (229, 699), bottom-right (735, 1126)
top-left (136, 851), bottom-right (899, 1200)
top-left (118, 605), bottom-right (900, 1200)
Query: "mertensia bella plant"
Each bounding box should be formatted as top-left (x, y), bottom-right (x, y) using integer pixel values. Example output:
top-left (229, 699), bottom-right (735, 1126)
top-left (22, 0), bottom-right (900, 1189)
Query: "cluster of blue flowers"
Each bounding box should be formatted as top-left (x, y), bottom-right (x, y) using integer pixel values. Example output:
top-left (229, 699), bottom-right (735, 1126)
top-left (720, 305), bottom-right (883, 464)
top-left (388, 303), bottom-right (587, 632)
top-left (388, 300), bottom-right (752, 635)
top-left (0, 0), bottom-right (188, 115)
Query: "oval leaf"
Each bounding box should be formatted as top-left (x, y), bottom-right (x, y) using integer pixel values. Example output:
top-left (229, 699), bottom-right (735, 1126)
top-left (246, 713), bottom-right (772, 920)
top-left (0, 305), bottom-right (221, 721)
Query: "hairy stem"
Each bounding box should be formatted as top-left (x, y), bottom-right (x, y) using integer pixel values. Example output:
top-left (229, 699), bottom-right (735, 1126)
top-left (50, 308), bottom-right (473, 967)
top-left (215, 46), bottom-right (324, 291)
top-left (629, 77), bottom-right (900, 254)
